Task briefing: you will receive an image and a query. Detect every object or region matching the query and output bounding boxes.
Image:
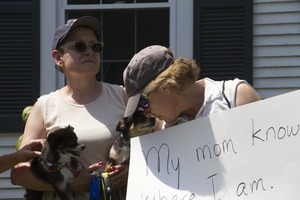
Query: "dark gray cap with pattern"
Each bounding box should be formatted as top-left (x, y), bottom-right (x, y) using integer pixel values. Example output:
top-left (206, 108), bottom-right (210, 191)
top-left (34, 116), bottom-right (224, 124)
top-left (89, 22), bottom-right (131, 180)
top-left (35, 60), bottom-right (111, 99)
top-left (123, 45), bottom-right (174, 117)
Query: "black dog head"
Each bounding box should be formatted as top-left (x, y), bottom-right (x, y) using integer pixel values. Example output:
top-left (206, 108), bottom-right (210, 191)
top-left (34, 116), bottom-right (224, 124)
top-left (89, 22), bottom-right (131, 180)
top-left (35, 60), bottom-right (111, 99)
top-left (46, 125), bottom-right (85, 156)
top-left (116, 110), bottom-right (156, 141)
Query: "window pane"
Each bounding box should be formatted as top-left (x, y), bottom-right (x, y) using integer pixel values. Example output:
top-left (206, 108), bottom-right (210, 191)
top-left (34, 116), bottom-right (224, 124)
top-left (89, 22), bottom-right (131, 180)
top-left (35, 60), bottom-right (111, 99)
top-left (136, 0), bottom-right (167, 2)
top-left (102, 10), bottom-right (135, 60)
top-left (136, 8), bottom-right (169, 50)
top-left (99, 61), bottom-right (127, 85)
top-left (67, 11), bottom-right (101, 23)
top-left (102, 0), bottom-right (133, 3)
top-left (68, 0), bottom-right (167, 4)
top-left (68, 0), bottom-right (100, 4)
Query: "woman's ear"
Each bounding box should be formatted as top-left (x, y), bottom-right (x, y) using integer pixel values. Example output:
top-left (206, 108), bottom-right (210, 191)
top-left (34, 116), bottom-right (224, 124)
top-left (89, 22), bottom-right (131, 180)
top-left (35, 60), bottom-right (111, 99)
top-left (161, 83), bottom-right (172, 94)
top-left (52, 50), bottom-right (63, 66)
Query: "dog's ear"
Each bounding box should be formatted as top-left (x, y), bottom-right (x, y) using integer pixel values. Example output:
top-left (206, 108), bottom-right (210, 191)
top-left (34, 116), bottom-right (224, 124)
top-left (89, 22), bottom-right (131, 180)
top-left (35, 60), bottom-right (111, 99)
top-left (47, 131), bottom-right (61, 144)
top-left (116, 118), bottom-right (127, 132)
top-left (66, 125), bottom-right (74, 131)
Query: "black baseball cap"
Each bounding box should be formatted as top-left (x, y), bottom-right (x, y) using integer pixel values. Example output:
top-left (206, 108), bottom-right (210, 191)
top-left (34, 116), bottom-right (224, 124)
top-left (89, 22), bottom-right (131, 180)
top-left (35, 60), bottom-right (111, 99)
top-left (52, 16), bottom-right (102, 51)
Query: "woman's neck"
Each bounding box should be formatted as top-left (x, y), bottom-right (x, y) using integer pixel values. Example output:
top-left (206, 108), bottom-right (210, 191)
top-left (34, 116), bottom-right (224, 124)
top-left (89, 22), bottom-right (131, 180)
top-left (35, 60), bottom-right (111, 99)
top-left (60, 80), bottom-right (102, 105)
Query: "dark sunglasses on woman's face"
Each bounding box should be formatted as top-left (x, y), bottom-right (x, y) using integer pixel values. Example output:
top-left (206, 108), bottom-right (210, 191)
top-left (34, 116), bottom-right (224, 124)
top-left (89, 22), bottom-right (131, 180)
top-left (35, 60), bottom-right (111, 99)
top-left (61, 41), bottom-right (104, 53)
top-left (139, 97), bottom-right (150, 109)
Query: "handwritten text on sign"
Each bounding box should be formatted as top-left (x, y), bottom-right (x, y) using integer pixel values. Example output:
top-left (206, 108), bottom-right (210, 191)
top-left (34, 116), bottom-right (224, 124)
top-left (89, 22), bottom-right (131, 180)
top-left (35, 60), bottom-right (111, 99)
top-left (126, 90), bottom-right (300, 200)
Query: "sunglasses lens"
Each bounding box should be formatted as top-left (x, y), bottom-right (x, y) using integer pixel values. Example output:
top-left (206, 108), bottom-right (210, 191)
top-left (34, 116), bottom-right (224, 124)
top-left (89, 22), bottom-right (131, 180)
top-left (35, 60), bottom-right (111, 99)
top-left (74, 42), bottom-right (87, 52)
top-left (71, 42), bottom-right (103, 53)
top-left (92, 43), bottom-right (103, 53)
top-left (139, 98), bottom-right (149, 109)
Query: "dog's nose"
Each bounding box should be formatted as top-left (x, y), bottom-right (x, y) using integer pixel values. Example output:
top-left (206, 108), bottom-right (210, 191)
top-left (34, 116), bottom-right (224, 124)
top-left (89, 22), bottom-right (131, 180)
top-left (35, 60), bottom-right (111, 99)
top-left (81, 145), bottom-right (85, 151)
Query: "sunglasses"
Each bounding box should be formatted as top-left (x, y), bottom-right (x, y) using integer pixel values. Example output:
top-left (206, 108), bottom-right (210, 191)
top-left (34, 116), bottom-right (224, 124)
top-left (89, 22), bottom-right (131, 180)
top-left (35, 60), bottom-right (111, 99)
top-left (61, 41), bottom-right (104, 53)
top-left (139, 97), bottom-right (150, 109)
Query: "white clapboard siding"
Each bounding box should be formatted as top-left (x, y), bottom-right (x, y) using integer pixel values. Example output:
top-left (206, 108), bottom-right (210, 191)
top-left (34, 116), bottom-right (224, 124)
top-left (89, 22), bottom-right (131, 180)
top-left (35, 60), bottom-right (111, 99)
top-left (254, 57), bottom-right (300, 67)
top-left (253, 0), bottom-right (300, 99)
top-left (254, 35), bottom-right (300, 45)
top-left (0, 133), bottom-right (26, 199)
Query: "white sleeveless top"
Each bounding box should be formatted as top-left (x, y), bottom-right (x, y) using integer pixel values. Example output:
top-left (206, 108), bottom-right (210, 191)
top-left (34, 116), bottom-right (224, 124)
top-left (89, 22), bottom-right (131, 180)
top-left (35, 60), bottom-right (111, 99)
top-left (166, 78), bottom-right (246, 127)
top-left (38, 82), bottom-right (126, 200)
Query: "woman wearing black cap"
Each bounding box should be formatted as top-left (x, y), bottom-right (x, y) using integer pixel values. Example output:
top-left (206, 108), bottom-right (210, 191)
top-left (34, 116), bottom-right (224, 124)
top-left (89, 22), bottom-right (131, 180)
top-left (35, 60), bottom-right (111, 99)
top-left (11, 16), bottom-right (128, 199)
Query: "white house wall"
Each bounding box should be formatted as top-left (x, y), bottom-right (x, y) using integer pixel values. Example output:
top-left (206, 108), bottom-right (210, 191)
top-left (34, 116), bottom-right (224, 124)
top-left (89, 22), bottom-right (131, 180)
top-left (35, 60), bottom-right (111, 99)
top-left (253, 0), bottom-right (300, 99)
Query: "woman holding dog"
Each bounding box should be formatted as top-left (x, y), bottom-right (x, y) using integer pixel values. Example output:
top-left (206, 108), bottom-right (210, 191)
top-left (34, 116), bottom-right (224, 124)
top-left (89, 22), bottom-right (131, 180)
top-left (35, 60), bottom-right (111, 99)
top-left (11, 16), bottom-right (128, 199)
top-left (123, 45), bottom-right (261, 127)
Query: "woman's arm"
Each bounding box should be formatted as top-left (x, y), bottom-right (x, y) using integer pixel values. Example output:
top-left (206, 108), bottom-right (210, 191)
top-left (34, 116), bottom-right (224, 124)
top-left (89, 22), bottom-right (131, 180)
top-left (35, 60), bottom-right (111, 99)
top-left (11, 162), bottom-right (54, 191)
top-left (0, 140), bottom-right (42, 174)
top-left (235, 82), bottom-right (261, 106)
top-left (0, 154), bottom-right (18, 174)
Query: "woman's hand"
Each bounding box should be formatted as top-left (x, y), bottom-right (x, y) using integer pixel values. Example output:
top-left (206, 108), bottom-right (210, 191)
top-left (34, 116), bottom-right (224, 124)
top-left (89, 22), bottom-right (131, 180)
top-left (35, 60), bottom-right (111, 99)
top-left (16, 139), bottom-right (44, 162)
top-left (1, 139), bottom-right (44, 174)
top-left (70, 162), bottom-right (103, 192)
top-left (106, 164), bottom-right (129, 189)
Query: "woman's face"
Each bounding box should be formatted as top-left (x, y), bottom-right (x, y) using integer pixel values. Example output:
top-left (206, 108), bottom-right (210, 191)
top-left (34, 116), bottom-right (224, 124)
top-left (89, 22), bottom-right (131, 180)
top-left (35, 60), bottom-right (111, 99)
top-left (57, 27), bottom-right (101, 78)
top-left (144, 90), bottom-right (180, 124)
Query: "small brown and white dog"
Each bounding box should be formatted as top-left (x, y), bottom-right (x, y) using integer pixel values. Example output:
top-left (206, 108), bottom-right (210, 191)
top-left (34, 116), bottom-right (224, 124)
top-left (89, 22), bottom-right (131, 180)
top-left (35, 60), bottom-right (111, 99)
top-left (104, 110), bottom-right (156, 199)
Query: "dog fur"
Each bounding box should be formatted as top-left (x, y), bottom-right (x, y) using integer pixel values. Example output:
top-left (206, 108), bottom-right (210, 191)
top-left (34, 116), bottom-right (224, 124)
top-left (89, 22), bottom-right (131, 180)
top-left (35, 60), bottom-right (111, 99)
top-left (25, 125), bottom-right (85, 200)
top-left (104, 110), bottom-right (156, 199)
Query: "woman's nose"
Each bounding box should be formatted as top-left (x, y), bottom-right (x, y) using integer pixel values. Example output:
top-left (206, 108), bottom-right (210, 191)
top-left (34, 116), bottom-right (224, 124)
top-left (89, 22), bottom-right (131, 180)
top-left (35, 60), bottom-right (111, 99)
top-left (143, 109), bottom-right (152, 117)
top-left (144, 109), bottom-right (159, 119)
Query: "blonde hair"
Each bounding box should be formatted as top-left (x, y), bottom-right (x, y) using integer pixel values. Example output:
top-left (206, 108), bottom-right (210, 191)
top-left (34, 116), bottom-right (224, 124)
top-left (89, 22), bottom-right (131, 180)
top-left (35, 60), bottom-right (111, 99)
top-left (142, 57), bottom-right (200, 96)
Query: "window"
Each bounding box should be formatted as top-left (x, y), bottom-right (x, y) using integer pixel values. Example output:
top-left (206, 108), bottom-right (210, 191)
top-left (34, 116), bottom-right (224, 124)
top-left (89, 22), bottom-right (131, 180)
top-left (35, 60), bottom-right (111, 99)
top-left (0, 0), bottom-right (40, 132)
top-left (194, 0), bottom-right (253, 84)
top-left (67, 0), bottom-right (168, 4)
top-left (65, 1), bottom-right (170, 85)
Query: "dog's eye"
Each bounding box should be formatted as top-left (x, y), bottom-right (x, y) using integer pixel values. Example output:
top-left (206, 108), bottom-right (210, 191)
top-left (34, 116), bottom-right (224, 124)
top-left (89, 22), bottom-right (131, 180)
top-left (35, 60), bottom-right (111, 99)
top-left (67, 140), bottom-right (77, 146)
top-left (135, 115), bottom-right (146, 123)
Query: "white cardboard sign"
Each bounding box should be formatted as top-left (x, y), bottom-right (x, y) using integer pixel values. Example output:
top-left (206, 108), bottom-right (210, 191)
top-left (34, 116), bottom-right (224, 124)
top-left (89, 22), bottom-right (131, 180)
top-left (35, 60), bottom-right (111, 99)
top-left (126, 90), bottom-right (300, 200)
